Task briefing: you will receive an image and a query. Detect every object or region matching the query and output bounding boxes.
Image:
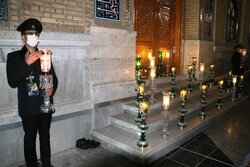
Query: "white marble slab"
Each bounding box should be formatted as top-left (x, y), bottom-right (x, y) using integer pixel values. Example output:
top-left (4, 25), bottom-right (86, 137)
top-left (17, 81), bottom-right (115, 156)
top-left (91, 97), bottom-right (247, 164)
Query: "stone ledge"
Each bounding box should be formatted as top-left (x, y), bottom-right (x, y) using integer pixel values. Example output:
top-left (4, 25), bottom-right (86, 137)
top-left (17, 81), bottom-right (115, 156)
top-left (91, 80), bottom-right (136, 104)
top-left (0, 99), bottom-right (93, 126)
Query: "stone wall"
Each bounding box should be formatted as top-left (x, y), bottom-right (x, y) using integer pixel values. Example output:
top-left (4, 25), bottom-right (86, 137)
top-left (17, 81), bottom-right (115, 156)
top-left (183, 0), bottom-right (200, 40)
top-left (0, 0), bottom-right (134, 33)
top-left (87, 26), bottom-right (136, 104)
top-left (0, 0), bottom-right (85, 32)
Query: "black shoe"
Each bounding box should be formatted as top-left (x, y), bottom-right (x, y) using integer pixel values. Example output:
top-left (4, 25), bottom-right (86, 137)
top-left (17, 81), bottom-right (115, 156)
top-left (77, 139), bottom-right (100, 149)
top-left (76, 138), bottom-right (88, 148)
top-left (42, 164), bottom-right (54, 167)
top-left (86, 140), bottom-right (100, 149)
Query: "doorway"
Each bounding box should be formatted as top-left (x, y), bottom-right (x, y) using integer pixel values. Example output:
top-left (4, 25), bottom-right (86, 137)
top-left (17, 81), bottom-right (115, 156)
top-left (134, 0), bottom-right (181, 77)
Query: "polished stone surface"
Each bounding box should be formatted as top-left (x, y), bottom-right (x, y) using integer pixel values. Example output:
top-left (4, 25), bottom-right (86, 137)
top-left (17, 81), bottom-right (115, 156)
top-left (8, 98), bottom-right (250, 167)
top-left (206, 99), bottom-right (250, 165)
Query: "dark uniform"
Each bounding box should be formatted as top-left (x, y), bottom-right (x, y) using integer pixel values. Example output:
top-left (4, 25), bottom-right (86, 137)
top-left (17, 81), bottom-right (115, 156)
top-left (231, 44), bottom-right (244, 75)
top-left (6, 18), bottom-right (58, 167)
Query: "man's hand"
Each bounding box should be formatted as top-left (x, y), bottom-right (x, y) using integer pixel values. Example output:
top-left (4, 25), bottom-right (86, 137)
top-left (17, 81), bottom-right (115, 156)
top-left (25, 50), bottom-right (43, 65)
top-left (44, 86), bottom-right (53, 96)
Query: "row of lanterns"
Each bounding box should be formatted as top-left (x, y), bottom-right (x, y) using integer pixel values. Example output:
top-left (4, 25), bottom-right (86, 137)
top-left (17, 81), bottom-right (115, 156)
top-left (135, 52), bottom-right (245, 147)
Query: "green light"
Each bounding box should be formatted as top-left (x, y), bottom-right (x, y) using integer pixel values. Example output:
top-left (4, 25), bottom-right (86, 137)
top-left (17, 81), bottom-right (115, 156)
top-left (136, 57), bottom-right (142, 71)
top-left (158, 51), bottom-right (162, 63)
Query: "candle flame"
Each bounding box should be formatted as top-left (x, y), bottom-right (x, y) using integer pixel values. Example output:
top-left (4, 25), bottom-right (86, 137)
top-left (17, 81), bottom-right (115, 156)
top-left (148, 50), bottom-right (153, 59)
top-left (171, 66), bottom-right (176, 75)
top-left (162, 91), bottom-right (170, 110)
top-left (150, 67), bottom-right (156, 80)
top-left (200, 63), bottom-right (205, 74)
top-left (232, 75), bottom-right (237, 85)
top-left (149, 57), bottom-right (156, 68)
top-left (192, 57), bottom-right (197, 65)
top-left (180, 90), bottom-right (187, 101)
top-left (201, 84), bottom-right (208, 93)
top-left (219, 80), bottom-right (224, 87)
top-left (40, 49), bottom-right (52, 72)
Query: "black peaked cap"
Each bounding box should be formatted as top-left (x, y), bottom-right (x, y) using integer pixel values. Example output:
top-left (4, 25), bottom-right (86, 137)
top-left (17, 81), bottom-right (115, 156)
top-left (234, 43), bottom-right (242, 49)
top-left (17, 18), bottom-right (43, 34)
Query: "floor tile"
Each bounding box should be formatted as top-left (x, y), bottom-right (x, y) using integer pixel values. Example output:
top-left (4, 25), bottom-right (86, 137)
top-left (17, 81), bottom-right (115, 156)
top-left (154, 158), bottom-right (188, 167)
top-left (165, 147), bottom-right (181, 157)
top-left (181, 137), bottom-right (217, 156)
top-left (208, 148), bottom-right (235, 166)
top-left (169, 148), bottom-right (205, 167)
top-left (197, 158), bottom-right (234, 167)
top-left (194, 133), bottom-right (218, 147)
top-left (151, 147), bottom-right (181, 166)
top-left (180, 133), bottom-right (204, 148)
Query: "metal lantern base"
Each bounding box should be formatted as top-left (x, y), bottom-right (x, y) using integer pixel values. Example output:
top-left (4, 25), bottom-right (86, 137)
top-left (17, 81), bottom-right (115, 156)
top-left (178, 121), bottom-right (187, 127)
top-left (135, 115), bottom-right (142, 122)
top-left (137, 139), bottom-right (148, 147)
top-left (40, 103), bottom-right (55, 113)
top-left (178, 114), bottom-right (187, 127)
top-left (199, 111), bottom-right (206, 117)
top-left (217, 102), bottom-right (222, 109)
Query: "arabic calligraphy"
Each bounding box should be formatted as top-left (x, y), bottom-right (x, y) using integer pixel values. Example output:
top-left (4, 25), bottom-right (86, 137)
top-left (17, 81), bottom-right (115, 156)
top-left (0, 0), bottom-right (8, 20)
top-left (95, 0), bottom-right (120, 21)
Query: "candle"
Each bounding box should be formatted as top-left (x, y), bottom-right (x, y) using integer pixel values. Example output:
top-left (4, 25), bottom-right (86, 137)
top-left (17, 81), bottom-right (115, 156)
top-left (135, 57), bottom-right (142, 71)
top-left (150, 67), bottom-right (156, 79)
top-left (201, 84), bottom-right (208, 94)
top-left (136, 70), bottom-right (142, 80)
top-left (139, 99), bottom-right (149, 115)
top-left (200, 63), bottom-right (205, 75)
top-left (228, 70), bottom-right (232, 76)
top-left (40, 50), bottom-right (52, 73)
top-left (188, 65), bottom-right (193, 74)
top-left (166, 51), bottom-right (170, 60)
top-left (240, 75), bottom-right (244, 82)
top-left (149, 56), bottom-right (156, 68)
top-left (138, 83), bottom-right (145, 95)
top-left (232, 75), bottom-right (237, 86)
top-left (148, 50), bottom-right (153, 59)
top-left (192, 57), bottom-right (197, 65)
top-left (210, 64), bottom-right (215, 71)
top-left (171, 66), bottom-right (176, 75)
top-left (180, 89), bottom-right (187, 101)
top-left (162, 91), bottom-right (170, 110)
top-left (219, 80), bottom-right (224, 88)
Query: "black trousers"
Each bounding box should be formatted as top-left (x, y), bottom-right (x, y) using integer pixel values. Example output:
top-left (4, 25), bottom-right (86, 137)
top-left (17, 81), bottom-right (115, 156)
top-left (21, 114), bottom-right (52, 167)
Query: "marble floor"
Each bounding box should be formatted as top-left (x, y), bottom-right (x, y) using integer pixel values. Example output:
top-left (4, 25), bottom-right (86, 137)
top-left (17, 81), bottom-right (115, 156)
top-left (13, 99), bottom-right (250, 167)
top-left (41, 98), bottom-right (250, 167)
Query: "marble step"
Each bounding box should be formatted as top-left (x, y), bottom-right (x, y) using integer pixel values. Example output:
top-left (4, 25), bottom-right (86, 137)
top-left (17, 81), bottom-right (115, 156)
top-left (110, 88), bottom-right (229, 134)
top-left (91, 96), bottom-right (247, 165)
top-left (123, 84), bottom-right (218, 116)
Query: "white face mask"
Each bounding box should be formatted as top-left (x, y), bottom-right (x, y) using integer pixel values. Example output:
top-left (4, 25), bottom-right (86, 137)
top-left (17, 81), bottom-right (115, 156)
top-left (26, 34), bottom-right (39, 47)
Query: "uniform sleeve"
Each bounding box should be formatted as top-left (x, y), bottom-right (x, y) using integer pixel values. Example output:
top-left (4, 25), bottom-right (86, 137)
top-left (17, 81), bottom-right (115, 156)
top-left (50, 63), bottom-right (58, 97)
top-left (6, 53), bottom-right (30, 88)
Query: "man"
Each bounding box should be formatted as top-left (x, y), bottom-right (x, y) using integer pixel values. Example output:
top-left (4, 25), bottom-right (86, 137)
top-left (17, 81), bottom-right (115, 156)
top-left (6, 18), bottom-right (58, 167)
top-left (231, 43), bottom-right (244, 75)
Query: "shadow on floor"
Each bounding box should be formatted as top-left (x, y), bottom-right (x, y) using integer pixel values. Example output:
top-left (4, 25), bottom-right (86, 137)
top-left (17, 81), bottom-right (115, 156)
top-left (151, 132), bottom-right (235, 167)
